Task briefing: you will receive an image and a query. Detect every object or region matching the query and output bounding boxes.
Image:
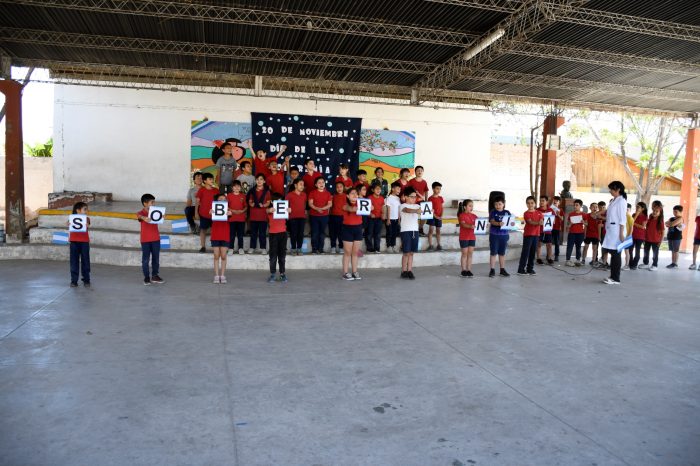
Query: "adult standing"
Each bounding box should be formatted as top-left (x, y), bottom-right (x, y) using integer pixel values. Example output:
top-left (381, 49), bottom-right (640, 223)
top-left (601, 180), bottom-right (627, 285)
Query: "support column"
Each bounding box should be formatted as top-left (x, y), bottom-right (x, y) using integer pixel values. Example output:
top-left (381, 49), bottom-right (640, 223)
top-left (679, 127), bottom-right (699, 253)
top-left (539, 114), bottom-right (565, 200)
top-left (0, 79), bottom-right (26, 242)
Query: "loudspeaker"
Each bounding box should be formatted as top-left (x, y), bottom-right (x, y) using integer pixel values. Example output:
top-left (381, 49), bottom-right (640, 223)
top-left (488, 191), bottom-right (505, 213)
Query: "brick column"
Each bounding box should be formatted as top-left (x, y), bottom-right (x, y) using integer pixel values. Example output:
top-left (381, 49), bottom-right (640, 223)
top-left (680, 127), bottom-right (699, 253)
top-left (539, 114), bottom-right (565, 200)
top-left (0, 79), bottom-right (25, 242)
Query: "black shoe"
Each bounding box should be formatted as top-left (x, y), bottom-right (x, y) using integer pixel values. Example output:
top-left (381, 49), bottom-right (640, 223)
top-left (70, 282), bottom-right (79, 288)
top-left (536, 259), bottom-right (544, 265)
top-left (151, 275), bottom-right (165, 284)
top-left (461, 270), bottom-right (468, 277)
top-left (547, 259), bottom-right (554, 265)
top-left (500, 269), bottom-right (510, 277)
top-left (517, 270), bottom-right (527, 276)
top-left (527, 270), bottom-right (536, 275)
top-left (489, 269), bottom-right (495, 278)
top-left (83, 282), bottom-right (91, 288)
top-left (466, 271), bottom-right (474, 278)
top-left (199, 247), bottom-right (206, 253)
top-left (401, 271), bottom-right (408, 279)
top-left (554, 256), bottom-right (559, 262)
top-left (144, 278), bottom-right (152, 286)
top-left (407, 271), bottom-right (415, 280)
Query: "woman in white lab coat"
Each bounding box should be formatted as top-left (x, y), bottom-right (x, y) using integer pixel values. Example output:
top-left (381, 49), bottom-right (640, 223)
top-left (602, 181), bottom-right (628, 284)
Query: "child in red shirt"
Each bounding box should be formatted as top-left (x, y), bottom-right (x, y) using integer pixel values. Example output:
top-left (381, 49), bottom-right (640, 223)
top-left (341, 187), bottom-right (364, 280)
top-left (641, 200), bottom-right (664, 270)
top-left (195, 172), bottom-right (217, 253)
top-left (210, 193), bottom-right (231, 283)
top-left (329, 181), bottom-right (346, 254)
top-left (285, 178), bottom-right (307, 255)
top-left (265, 158), bottom-right (286, 196)
top-left (247, 174), bottom-right (271, 253)
top-left (267, 192), bottom-right (290, 283)
top-left (302, 159), bottom-right (323, 194)
top-left (457, 199), bottom-right (477, 277)
top-left (582, 202), bottom-right (600, 265)
top-left (536, 195), bottom-right (555, 265)
top-left (408, 165), bottom-right (429, 235)
top-left (68, 201), bottom-right (91, 287)
top-left (629, 202), bottom-right (648, 270)
top-left (356, 169), bottom-right (371, 193)
top-left (365, 183), bottom-right (385, 253)
top-left (398, 168), bottom-right (410, 201)
top-left (565, 199), bottom-right (585, 266)
top-left (334, 163), bottom-right (353, 190)
top-left (518, 196), bottom-right (544, 275)
top-left (308, 177), bottom-right (333, 254)
top-left (252, 144), bottom-right (287, 177)
top-left (551, 196), bottom-right (563, 261)
top-left (427, 182), bottom-right (444, 251)
top-left (227, 180), bottom-right (247, 254)
top-left (136, 193), bottom-right (164, 285)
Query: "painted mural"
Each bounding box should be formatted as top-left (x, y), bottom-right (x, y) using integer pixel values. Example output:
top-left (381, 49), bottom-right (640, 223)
top-left (359, 129), bottom-right (416, 184)
top-left (190, 120), bottom-right (253, 178)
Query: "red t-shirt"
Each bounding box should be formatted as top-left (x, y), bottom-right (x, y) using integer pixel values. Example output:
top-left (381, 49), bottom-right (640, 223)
top-left (398, 179), bottom-right (409, 196)
top-left (303, 172), bottom-right (323, 193)
top-left (523, 210), bottom-right (544, 237)
top-left (408, 178), bottom-right (428, 200)
top-left (285, 191), bottom-right (307, 219)
top-left (247, 188), bottom-right (271, 222)
top-left (645, 215), bottom-right (664, 243)
top-left (343, 201), bottom-right (363, 226)
top-left (695, 215), bottom-right (700, 240)
top-left (331, 193), bottom-right (347, 216)
top-left (632, 213), bottom-right (648, 240)
top-left (308, 189), bottom-right (332, 217)
top-left (567, 211), bottom-right (585, 234)
top-left (266, 171), bottom-right (285, 195)
top-left (335, 176), bottom-right (353, 190)
top-left (226, 192), bottom-right (247, 222)
top-left (552, 207), bottom-right (562, 231)
top-left (196, 187), bottom-right (218, 218)
top-left (137, 209), bottom-right (160, 243)
top-left (268, 212), bottom-right (286, 234)
top-left (254, 155), bottom-right (277, 177)
top-left (370, 194), bottom-right (384, 218)
top-left (458, 212), bottom-right (477, 241)
top-left (211, 219), bottom-right (230, 241)
top-left (584, 213), bottom-right (599, 239)
top-left (428, 195), bottom-right (444, 218)
top-left (69, 217), bottom-right (90, 242)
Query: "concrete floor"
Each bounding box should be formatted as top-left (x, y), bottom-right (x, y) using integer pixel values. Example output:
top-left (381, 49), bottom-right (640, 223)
top-left (1, 257), bottom-right (698, 466)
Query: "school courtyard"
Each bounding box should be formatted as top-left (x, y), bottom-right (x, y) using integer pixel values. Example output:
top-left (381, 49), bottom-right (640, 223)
top-left (1, 255), bottom-right (698, 466)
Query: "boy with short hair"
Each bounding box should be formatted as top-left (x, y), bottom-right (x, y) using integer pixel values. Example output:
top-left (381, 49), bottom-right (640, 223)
top-left (303, 159), bottom-right (323, 194)
top-left (366, 183), bottom-right (384, 253)
top-left (565, 199), bottom-right (586, 267)
top-left (408, 166), bottom-right (429, 235)
top-left (308, 177), bottom-right (332, 254)
top-left (251, 145), bottom-right (287, 178)
top-left (426, 181), bottom-right (444, 251)
top-left (399, 187), bottom-right (421, 279)
top-left (236, 161), bottom-right (255, 194)
top-left (195, 173), bottom-right (217, 253)
top-left (582, 202), bottom-right (600, 265)
top-left (136, 193), bottom-right (165, 286)
top-left (518, 196), bottom-right (544, 275)
top-left (384, 181), bottom-right (402, 253)
top-left (286, 165), bottom-right (302, 194)
top-left (185, 171), bottom-right (202, 234)
top-left (267, 192), bottom-right (290, 283)
top-left (356, 169), bottom-right (370, 192)
top-left (665, 205), bottom-right (684, 268)
top-left (535, 195), bottom-right (554, 264)
top-left (488, 196), bottom-right (512, 277)
top-left (266, 158), bottom-right (286, 196)
top-left (370, 167), bottom-right (389, 197)
top-left (215, 142), bottom-right (238, 194)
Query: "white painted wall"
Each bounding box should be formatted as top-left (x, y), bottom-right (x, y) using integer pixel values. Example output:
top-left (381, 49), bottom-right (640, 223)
top-left (53, 85), bottom-right (492, 202)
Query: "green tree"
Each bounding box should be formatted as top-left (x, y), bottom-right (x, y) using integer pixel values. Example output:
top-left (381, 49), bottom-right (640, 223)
top-left (24, 138), bottom-right (53, 157)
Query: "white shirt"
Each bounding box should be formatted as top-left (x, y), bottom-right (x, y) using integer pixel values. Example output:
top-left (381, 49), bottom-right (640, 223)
top-left (385, 195), bottom-right (401, 220)
top-left (399, 203), bottom-right (420, 232)
top-left (602, 195), bottom-right (627, 250)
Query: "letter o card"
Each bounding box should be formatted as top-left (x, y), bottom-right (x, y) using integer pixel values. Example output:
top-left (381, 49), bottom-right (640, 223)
top-left (68, 214), bottom-right (87, 232)
top-left (273, 200), bottom-right (289, 219)
top-left (148, 206), bottom-right (166, 224)
top-left (420, 202), bottom-right (433, 220)
top-left (211, 201), bottom-right (228, 221)
top-left (356, 198), bottom-right (371, 216)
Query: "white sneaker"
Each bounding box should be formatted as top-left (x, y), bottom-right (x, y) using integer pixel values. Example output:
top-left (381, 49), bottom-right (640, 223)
top-left (253, 248), bottom-right (260, 254)
top-left (638, 264), bottom-right (648, 269)
top-left (622, 265), bottom-right (630, 271)
top-left (565, 260), bottom-right (575, 267)
top-left (603, 277), bottom-right (620, 285)
top-left (649, 266), bottom-right (657, 271)
top-left (238, 248), bottom-right (245, 255)
top-left (260, 249), bottom-right (267, 255)
top-left (228, 249), bottom-right (234, 256)
top-left (213, 276), bottom-right (220, 284)
top-left (220, 275), bottom-right (227, 284)
top-left (352, 272), bottom-right (362, 280)
top-left (342, 272), bottom-right (354, 281)
top-left (689, 264), bottom-right (697, 270)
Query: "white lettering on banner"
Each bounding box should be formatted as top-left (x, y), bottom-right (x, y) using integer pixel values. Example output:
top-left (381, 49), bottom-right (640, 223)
top-left (212, 201), bottom-right (228, 221)
top-left (273, 200), bottom-right (289, 219)
top-left (420, 202), bottom-right (433, 220)
top-left (357, 198), bottom-right (371, 216)
top-left (543, 214), bottom-right (555, 233)
top-left (69, 214), bottom-right (87, 232)
top-left (148, 206), bottom-right (166, 224)
top-left (474, 217), bottom-right (490, 235)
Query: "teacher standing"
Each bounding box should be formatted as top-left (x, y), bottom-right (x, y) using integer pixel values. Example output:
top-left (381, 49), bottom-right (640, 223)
top-left (601, 181), bottom-right (628, 285)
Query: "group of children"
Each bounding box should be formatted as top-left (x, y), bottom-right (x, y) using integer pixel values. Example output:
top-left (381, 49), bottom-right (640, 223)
top-left (65, 146), bottom-right (700, 285)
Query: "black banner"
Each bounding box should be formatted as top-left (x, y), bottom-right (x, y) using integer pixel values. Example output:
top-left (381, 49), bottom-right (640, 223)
top-left (251, 112), bottom-right (362, 184)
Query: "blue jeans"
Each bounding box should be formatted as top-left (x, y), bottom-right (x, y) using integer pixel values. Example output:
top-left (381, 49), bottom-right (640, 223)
top-left (250, 221), bottom-right (267, 249)
top-left (386, 219), bottom-right (400, 247)
top-left (141, 241), bottom-right (160, 279)
top-left (518, 236), bottom-right (538, 272)
top-left (229, 221), bottom-right (245, 250)
top-left (552, 229), bottom-right (561, 258)
top-left (69, 242), bottom-right (90, 283)
top-left (310, 215), bottom-right (329, 252)
top-left (329, 215), bottom-right (343, 248)
top-left (566, 232), bottom-right (584, 260)
top-left (365, 218), bottom-right (383, 251)
top-left (288, 218), bottom-right (305, 250)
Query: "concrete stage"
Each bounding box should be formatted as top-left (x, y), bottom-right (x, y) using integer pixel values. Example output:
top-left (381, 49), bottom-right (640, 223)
top-left (0, 257), bottom-right (698, 466)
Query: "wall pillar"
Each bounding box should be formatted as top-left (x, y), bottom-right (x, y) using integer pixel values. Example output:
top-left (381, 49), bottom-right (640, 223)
top-left (0, 79), bottom-right (26, 242)
top-left (539, 114), bottom-right (565, 199)
top-left (680, 127), bottom-right (699, 253)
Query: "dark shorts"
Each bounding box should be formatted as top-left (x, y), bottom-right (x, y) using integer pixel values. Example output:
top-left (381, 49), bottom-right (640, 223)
top-left (668, 239), bottom-right (681, 253)
top-left (539, 233), bottom-right (552, 244)
top-left (584, 237), bottom-right (599, 245)
top-left (211, 240), bottom-right (228, 247)
top-left (427, 218), bottom-right (442, 228)
top-left (342, 225), bottom-right (363, 242)
top-left (459, 239), bottom-right (476, 248)
top-left (199, 217), bottom-right (212, 230)
top-left (489, 234), bottom-right (509, 256)
top-left (695, 238), bottom-right (700, 246)
top-left (401, 231), bottom-right (419, 253)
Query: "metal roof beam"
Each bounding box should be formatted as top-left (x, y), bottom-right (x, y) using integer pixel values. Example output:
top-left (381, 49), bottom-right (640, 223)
top-left (0, 27), bottom-right (434, 75)
top-left (427, 0), bottom-right (700, 42)
top-left (0, 0), bottom-right (477, 47)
